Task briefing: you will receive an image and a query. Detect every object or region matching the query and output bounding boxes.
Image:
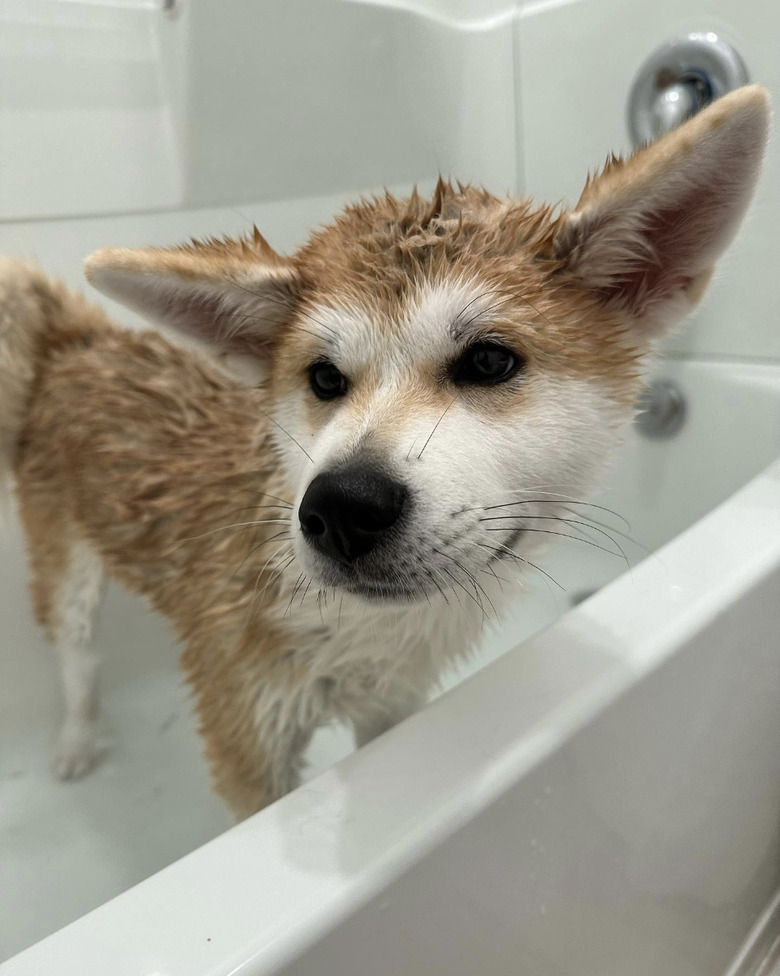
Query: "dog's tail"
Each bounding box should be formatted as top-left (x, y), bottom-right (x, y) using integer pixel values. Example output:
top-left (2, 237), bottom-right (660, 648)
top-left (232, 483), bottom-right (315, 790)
top-left (0, 258), bottom-right (97, 519)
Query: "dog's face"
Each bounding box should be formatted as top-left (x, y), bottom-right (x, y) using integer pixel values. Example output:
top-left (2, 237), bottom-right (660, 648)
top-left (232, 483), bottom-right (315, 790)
top-left (86, 86), bottom-right (768, 603)
top-left (267, 196), bottom-right (638, 602)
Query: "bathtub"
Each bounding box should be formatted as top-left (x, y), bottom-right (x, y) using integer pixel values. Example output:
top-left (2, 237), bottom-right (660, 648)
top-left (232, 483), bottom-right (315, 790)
top-left (2, 0), bottom-right (780, 973)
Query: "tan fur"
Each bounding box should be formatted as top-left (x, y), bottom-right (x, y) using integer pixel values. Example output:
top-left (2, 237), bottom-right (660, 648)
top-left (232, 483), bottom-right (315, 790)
top-left (5, 281), bottom-right (295, 816)
top-left (1, 86), bottom-right (769, 818)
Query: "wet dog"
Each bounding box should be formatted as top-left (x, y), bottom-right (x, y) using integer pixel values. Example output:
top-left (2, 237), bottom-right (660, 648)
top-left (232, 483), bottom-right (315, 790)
top-left (0, 87), bottom-right (768, 818)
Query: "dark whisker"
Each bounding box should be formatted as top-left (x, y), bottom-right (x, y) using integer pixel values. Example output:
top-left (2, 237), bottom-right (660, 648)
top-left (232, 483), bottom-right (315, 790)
top-left (464, 288), bottom-right (557, 331)
top-left (479, 514), bottom-right (626, 559)
top-left (561, 506), bottom-right (649, 554)
top-left (476, 541), bottom-right (565, 591)
top-left (418, 399), bottom-right (455, 460)
top-left (454, 287), bottom-right (558, 341)
top-left (208, 390), bottom-right (315, 464)
top-left (465, 572), bottom-right (497, 620)
top-left (434, 551), bottom-right (488, 618)
top-left (481, 562), bottom-right (508, 589)
top-left (432, 564), bottom-right (460, 607)
top-left (474, 498), bottom-right (630, 531)
top-left (485, 525), bottom-right (624, 559)
top-left (454, 291), bottom-right (496, 327)
top-left (554, 519), bottom-right (631, 570)
top-left (298, 577), bottom-right (314, 610)
top-left (257, 407), bottom-right (314, 463)
top-left (458, 294), bottom-right (517, 335)
top-left (435, 548), bottom-right (497, 619)
top-left (438, 564), bottom-right (487, 618)
top-left (285, 574), bottom-right (307, 616)
top-left (515, 294), bottom-right (554, 328)
top-left (426, 570), bottom-right (451, 607)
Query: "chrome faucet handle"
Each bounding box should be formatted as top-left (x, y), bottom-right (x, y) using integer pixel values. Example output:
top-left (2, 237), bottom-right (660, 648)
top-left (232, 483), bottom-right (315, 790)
top-left (628, 33), bottom-right (748, 146)
top-left (648, 74), bottom-right (711, 137)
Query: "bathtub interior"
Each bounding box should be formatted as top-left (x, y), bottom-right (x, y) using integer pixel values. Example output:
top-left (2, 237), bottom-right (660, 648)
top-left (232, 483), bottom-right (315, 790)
top-left (1, 0), bottom-right (780, 968)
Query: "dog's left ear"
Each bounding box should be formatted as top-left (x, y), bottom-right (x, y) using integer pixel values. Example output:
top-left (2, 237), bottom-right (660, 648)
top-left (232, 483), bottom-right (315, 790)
top-left (84, 230), bottom-right (300, 354)
top-left (553, 84), bottom-right (770, 338)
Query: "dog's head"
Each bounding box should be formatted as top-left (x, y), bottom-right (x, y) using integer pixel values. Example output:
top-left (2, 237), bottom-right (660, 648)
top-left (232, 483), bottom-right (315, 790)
top-left (86, 86), bottom-right (769, 604)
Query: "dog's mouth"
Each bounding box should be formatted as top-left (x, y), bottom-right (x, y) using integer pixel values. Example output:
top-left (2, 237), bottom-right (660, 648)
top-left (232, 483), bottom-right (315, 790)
top-left (302, 553), bottom-right (434, 604)
top-left (342, 581), bottom-right (422, 603)
top-left (300, 523), bottom-right (528, 605)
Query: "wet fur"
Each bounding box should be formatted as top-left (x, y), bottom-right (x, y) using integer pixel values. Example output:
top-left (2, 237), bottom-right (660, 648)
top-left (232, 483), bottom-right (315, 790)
top-left (0, 87), bottom-right (769, 818)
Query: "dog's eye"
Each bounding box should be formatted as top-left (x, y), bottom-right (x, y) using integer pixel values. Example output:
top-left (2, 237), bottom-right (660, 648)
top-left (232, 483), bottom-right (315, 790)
top-left (309, 361), bottom-right (348, 400)
top-left (453, 342), bottom-right (522, 386)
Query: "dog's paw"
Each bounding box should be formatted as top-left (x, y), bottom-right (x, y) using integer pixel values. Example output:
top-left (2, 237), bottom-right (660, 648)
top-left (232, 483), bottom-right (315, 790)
top-left (51, 721), bottom-right (108, 781)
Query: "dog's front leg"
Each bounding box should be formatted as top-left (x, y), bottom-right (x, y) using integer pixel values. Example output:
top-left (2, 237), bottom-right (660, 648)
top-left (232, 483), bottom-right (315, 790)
top-left (187, 654), bottom-right (323, 821)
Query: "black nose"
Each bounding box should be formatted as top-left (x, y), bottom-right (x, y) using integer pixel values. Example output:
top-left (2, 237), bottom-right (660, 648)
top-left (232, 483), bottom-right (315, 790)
top-left (299, 466), bottom-right (407, 564)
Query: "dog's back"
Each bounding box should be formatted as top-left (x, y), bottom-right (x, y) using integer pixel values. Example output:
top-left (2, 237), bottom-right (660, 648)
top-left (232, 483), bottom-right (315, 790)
top-left (0, 262), bottom-right (78, 504)
top-left (0, 264), bottom-right (128, 775)
top-left (0, 264), bottom-right (297, 802)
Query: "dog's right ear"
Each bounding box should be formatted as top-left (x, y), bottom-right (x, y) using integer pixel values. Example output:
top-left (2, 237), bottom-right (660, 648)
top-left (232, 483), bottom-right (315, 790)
top-left (84, 230), bottom-right (300, 355)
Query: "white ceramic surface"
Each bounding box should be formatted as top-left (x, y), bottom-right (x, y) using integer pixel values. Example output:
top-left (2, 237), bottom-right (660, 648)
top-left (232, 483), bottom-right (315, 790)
top-left (0, 0), bottom-right (518, 221)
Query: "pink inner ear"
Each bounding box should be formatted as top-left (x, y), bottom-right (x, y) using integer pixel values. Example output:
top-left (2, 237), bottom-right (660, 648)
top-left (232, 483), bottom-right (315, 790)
top-left (159, 286), bottom-right (280, 354)
top-left (600, 185), bottom-right (721, 315)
